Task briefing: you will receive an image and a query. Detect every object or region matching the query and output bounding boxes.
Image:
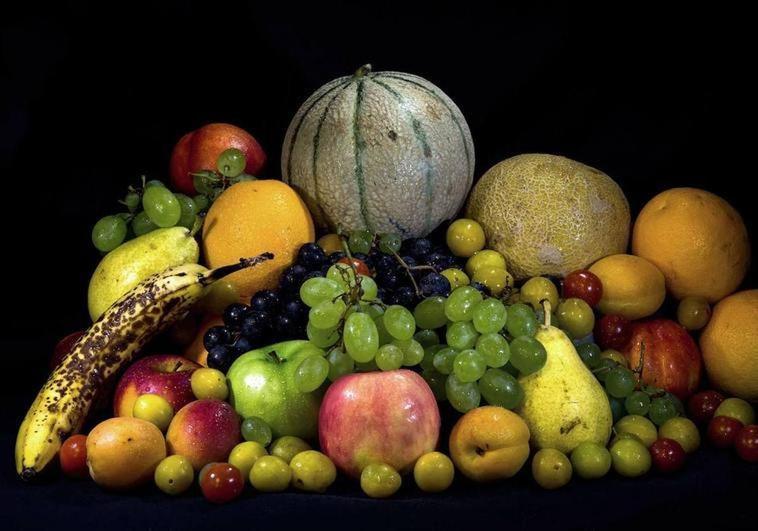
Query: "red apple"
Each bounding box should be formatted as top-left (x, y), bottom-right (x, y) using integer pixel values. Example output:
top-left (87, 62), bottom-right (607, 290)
top-left (166, 399), bottom-right (241, 470)
top-left (169, 123), bottom-right (266, 194)
top-left (319, 369), bottom-right (440, 478)
top-left (51, 330), bottom-right (85, 369)
top-left (622, 319), bottom-right (702, 400)
top-left (113, 354), bottom-right (200, 417)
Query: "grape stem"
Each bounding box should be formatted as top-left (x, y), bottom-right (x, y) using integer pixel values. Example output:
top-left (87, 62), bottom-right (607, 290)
top-left (392, 251), bottom-right (423, 297)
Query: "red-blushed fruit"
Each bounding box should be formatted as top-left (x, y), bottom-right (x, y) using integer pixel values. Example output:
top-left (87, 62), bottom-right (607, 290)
top-left (622, 319), bottom-right (702, 400)
top-left (51, 331), bottom-right (85, 369)
top-left (199, 463), bottom-right (244, 503)
top-left (594, 314), bottom-right (632, 350)
top-left (166, 399), bottom-right (241, 470)
top-left (707, 416), bottom-right (743, 448)
top-left (649, 438), bottom-right (686, 472)
top-left (319, 369), bottom-right (440, 478)
top-left (687, 390), bottom-right (725, 425)
top-left (113, 355), bottom-right (200, 417)
top-left (562, 270), bottom-right (603, 308)
top-left (337, 257), bottom-right (371, 276)
top-left (735, 425), bottom-right (758, 462)
top-left (169, 123), bottom-right (266, 194)
top-left (60, 434), bottom-right (88, 478)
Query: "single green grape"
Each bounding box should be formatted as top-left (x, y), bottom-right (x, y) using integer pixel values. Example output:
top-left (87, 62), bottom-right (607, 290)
top-left (556, 298), bottom-right (595, 339)
top-left (92, 215), bottom-right (127, 252)
top-left (355, 359), bottom-right (379, 372)
top-left (378, 233), bottom-right (402, 254)
top-left (649, 396), bottom-right (679, 426)
top-left (300, 277), bottom-right (344, 307)
top-left (414, 329), bottom-right (440, 348)
top-left (432, 347), bottom-right (458, 375)
top-left (144, 179), bottom-right (165, 188)
top-left (327, 263), bottom-right (357, 291)
top-left (625, 391), bottom-right (651, 416)
top-left (509, 336), bottom-right (547, 375)
top-left (605, 367), bottom-right (637, 398)
top-left (414, 297), bottom-right (448, 330)
top-left (444, 286), bottom-right (483, 322)
top-left (344, 312), bottom-right (379, 362)
top-left (422, 370), bottom-right (447, 401)
top-left (506, 303), bottom-right (538, 337)
top-left (142, 186), bottom-right (181, 227)
top-left (478, 368), bottom-right (524, 409)
top-left (295, 356), bottom-right (329, 392)
top-left (576, 343), bottom-right (602, 369)
top-left (383, 305), bottom-right (416, 341)
top-left (348, 230), bottom-right (373, 254)
top-left (475, 333), bottom-right (511, 368)
top-left (131, 211), bottom-right (157, 236)
top-left (217, 148), bottom-right (246, 177)
top-left (594, 358), bottom-right (618, 383)
top-left (394, 339), bottom-right (425, 366)
top-left (446, 321), bottom-right (479, 350)
top-left (420, 345), bottom-right (444, 372)
top-left (241, 416), bottom-right (273, 446)
top-left (327, 348), bottom-right (354, 381)
top-left (123, 191), bottom-right (140, 212)
top-left (359, 275), bottom-right (378, 301)
top-left (472, 298), bottom-right (508, 334)
top-left (174, 193), bottom-right (198, 229)
top-left (309, 299), bottom-right (346, 330)
top-left (375, 344), bottom-right (404, 371)
top-left (306, 322), bottom-right (340, 348)
top-left (363, 303), bottom-right (384, 320)
top-left (608, 395), bottom-right (626, 423)
top-left (373, 314), bottom-right (393, 345)
top-left (453, 349), bottom-right (486, 383)
top-left (193, 194), bottom-right (210, 212)
top-left (445, 374), bottom-right (481, 413)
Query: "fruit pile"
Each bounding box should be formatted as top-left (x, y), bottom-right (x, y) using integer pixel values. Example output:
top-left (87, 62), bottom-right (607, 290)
top-left (15, 66), bottom-right (758, 504)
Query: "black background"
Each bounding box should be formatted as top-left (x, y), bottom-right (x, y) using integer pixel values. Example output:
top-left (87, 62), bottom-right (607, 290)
top-left (1, 2), bottom-right (756, 529)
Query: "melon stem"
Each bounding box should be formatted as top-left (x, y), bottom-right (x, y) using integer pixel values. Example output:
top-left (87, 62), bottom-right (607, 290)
top-left (354, 64), bottom-right (372, 77)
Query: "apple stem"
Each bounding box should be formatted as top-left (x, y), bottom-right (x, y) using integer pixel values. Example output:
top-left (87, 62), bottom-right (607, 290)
top-left (267, 351), bottom-right (282, 364)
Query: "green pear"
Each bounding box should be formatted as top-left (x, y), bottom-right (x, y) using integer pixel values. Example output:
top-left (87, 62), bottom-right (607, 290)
top-left (87, 227), bottom-right (199, 320)
top-left (517, 313), bottom-right (612, 453)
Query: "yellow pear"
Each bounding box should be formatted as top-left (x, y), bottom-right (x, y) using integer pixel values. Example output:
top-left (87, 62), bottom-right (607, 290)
top-left (87, 227), bottom-right (199, 320)
top-left (517, 305), bottom-right (612, 453)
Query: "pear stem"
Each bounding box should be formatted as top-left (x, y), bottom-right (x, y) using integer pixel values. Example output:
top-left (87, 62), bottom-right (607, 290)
top-left (541, 300), bottom-right (552, 327)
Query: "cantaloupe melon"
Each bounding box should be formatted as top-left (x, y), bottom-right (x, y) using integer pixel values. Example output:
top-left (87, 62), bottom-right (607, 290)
top-left (282, 65), bottom-right (475, 238)
top-left (466, 154), bottom-right (630, 280)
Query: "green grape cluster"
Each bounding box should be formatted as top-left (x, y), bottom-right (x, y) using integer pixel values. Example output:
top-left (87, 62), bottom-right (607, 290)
top-left (91, 148), bottom-right (252, 253)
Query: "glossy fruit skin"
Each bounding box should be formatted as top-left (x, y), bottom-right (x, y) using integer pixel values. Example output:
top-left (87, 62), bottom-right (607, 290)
top-left (446, 219), bottom-right (486, 257)
top-left (413, 452), bottom-right (455, 492)
top-left (677, 296), bottom-right (711, 331)
top-left (228, 441), bottom-right (268, 480)
top-left (154, 455), bottom-right (194, 495)
top-left (60, 435), bottom-right (88, 478)
top-left (361, 463), bottom-right (402, 498)
top-left (562, 270), bottom-right (603, 308)
top-left (289, 450), bottom-right (337, 493)
top-left (199, 463), bottom-right (244, 504)
top-left (337, 256), bottom-right (371, 276)
top-left (687, 390), bottom-right (724, 425)
top-left (614, 415), bottom-right (658, 448)
top-left (250, 455), bottom-right (292, 491)
top-left (319, 370), bottom-right (440, 478)
top-left (594, 315), bottom-right (632, 350)
top-left (270, 436), bottom-right (312, 464)
top-left (170, 123), bottom-right (266, 194)
top-left (556, 298), bottom-right (595, 339)
top-left (650, 438), bottom-right (686, 473)
top-left (570, 442), bottom-right (611, 479)
top-left (51, 331), bottom-right (85, 370)
top-left (610, 438), bottom-right (651, 477)
top-left (589, 254), bottom-right (666, 320)
top-left (707, 416), bottom-right (743, 448)
top-left (735, 425), bottom-right (758, 462)
top-left (714, 398), bottom-right (755, 426)
top-left (132, 394), bottom-right (174, 432)
top-left (622, 319), bottom-right (702, 400)
top-left (532, 449), bottom-right (572, 489)
top-left (658, 417), bottom-right (700, 453)
top-left (190, 368), bottom-right (228, 400)
top-left (520, 277), bottom-right (559, 310)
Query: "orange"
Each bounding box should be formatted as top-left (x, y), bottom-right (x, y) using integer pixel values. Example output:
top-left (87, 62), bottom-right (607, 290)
top-left (183, 315), bottom-right (223, 367)
top-left (589, 254), bottom-right (666, 320)
top-left (448, 406), bottom-right (530, 482)
top-left (202, 180), bottom-right (315, 300)
top-left (632, 188), bottom-right (749, 303)
top-left (700, 290), bottom-right (758, 402)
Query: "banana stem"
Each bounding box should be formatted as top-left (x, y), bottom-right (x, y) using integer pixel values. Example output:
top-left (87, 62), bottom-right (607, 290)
top-left (204, 253), bottom-right (274, 285)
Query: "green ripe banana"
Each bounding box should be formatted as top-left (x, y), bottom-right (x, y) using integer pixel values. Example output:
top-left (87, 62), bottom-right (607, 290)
top-left (15, 253), bottom-right (273, 480)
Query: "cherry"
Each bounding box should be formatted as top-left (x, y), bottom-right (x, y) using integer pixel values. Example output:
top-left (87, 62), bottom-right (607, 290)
top-left (707, 415), bottom-right (743, 449)
top-left (199, 463), bottom-right (244, 503)
top-left (650, 438), bottom-right (686, 472)
top-left (562, 269), bottom-right (603, 308)
top-left (337, 257), bottom-right (371, 276)
top-left (735, 425), bottom-right (758, 462)
top-left (60, 435), bottom-right (88, 479)
top-left (594, 314), bottom-right (632, 350)
top-left (687, 390), bottom-right (725, 425)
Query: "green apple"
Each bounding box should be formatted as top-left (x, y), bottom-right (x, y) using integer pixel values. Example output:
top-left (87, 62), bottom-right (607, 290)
top-left (227, 340), bottom-right (324, 440)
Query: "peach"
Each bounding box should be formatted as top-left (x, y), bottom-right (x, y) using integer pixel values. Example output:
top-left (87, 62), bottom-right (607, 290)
top-left (166, 399), bottom-right (241, 470)
top-left (86, 417), bottom-right (166, 490)
top-left (449, 406), bottom-right (530, 482)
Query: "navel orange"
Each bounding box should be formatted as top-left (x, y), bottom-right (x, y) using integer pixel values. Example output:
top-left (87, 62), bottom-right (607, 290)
top-left (202, 180), bottom-right (315, 300)
top-left (632, 188), bottom-right (749, 303)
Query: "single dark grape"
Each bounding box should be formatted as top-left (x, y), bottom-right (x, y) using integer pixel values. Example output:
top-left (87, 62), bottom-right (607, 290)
top-left (377, 268), bottom-right (401, 289)
top-left (576, 343), bottom-right (602, 369)
top-left (241, 311), bottom-right (271, 339)
top-left (203, 326), bottom-right (231, 350)
top-left (279, 264), bottom-right (308, 291)
top-left (207, 346), bottom-right (234, 373)
top-left (328, 251), bottom-right (346, 264)
top-left (250, 289), bottom-right (280, 312)
top-left (283, 299), bottom-right (308, 322)
top-left (375, 254), bottom-right (396, 273)
top-left (420, 272), bottom-right (451, 297)
top-left (297, 243), bottom-right (327, 269)
top-left (400, 255), bottom-right (418, 268)
top-left (393, 286), bottom-right (418, 308)
top-left (275, 314), bottom-right (295, 336)
top-left (427, 252), bottom-right (457, 271)
top-left (223, 303), bottom-right (250, 329)
top-left (406, 238), bottom-right (432, 260)
top-left (233, 336), bottom-right (253, 355)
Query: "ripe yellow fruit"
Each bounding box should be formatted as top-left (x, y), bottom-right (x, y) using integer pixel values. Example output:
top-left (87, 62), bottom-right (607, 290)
top-left (632, 188), bottom-right (749, 302)
top-left (202, 180), bottom-right (315, 301)
top-left (465, 250), bottom-right (506, 277)
top-left (466, 154), bottom-right (630, 280)
top-left (700, 290), bottom-right (758, 401)
top-left (446, 219), bottom-right (486, 257)
top-left (589, 254), bottom-right (666, 320)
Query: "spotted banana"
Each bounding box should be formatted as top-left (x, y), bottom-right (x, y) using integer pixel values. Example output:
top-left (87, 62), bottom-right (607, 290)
top-left (16, 253), bottom-right (273, 479)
